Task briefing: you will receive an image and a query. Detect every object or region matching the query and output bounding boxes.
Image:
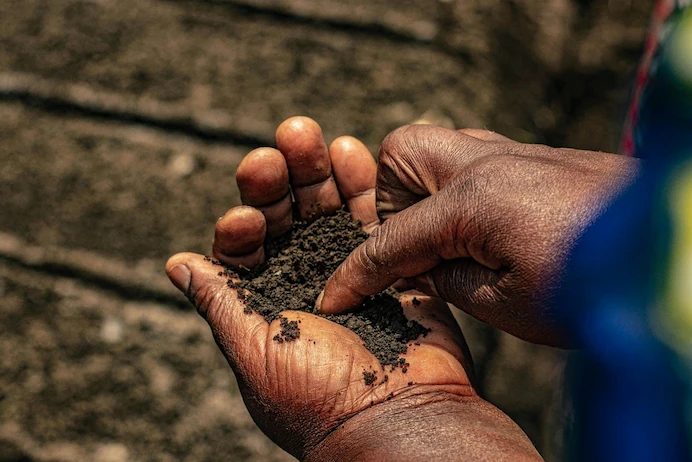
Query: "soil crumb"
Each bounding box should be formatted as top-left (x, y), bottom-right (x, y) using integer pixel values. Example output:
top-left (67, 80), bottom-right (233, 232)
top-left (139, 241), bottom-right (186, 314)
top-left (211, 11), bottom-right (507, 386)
top-left (223, 209), bottom-right (429, 371)
top-left (363, 371), bottom-right (378, 386)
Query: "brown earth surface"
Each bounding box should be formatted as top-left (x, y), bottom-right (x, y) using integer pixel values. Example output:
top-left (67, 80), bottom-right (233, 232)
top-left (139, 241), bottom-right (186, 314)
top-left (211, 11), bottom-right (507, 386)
top-left (0, 1), bottom-right (653, 460)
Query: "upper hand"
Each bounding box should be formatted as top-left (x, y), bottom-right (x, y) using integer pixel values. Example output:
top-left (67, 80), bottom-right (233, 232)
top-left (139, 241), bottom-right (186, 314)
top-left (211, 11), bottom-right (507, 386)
top-left (318, 125), bottom-right (640, 346)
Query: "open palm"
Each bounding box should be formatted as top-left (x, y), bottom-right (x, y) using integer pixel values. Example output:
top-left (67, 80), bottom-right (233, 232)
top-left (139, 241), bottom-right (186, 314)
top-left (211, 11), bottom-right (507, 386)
top-left (166, 117), bottom-right (477, 460)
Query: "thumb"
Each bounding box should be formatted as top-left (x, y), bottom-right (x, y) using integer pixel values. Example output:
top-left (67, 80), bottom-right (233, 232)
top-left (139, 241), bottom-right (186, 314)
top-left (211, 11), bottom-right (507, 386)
top-left (318, 189), bottom-right (468, 314)
top-left (165, 252), bottom-right (268, 374)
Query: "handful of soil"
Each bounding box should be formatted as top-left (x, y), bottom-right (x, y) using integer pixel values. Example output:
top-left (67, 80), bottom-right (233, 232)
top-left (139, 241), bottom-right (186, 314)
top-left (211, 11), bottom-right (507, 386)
top-left (215, 209), bottom-right (429, 377)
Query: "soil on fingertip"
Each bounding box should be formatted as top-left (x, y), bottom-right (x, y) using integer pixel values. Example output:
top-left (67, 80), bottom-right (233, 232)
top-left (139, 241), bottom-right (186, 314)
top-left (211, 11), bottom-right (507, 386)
top-left (217, 209), bottom-right (429, 372)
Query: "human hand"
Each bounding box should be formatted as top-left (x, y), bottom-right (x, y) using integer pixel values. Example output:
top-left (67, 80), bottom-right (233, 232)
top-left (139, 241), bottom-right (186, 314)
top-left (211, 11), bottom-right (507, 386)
top-left (166, 118), bottom-right (540, 460)
top-left (318, 125), bottom-right (640, 347)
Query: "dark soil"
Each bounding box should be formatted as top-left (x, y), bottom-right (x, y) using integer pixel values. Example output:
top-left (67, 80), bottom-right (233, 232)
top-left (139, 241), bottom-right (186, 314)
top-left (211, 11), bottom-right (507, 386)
top-left (222, 209), bottom-right (429, 372)
top-left (363, 371), bottom-right (378, 386)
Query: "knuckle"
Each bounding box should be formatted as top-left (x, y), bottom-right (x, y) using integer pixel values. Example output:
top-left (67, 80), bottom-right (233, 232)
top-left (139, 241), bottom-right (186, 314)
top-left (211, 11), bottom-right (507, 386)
top-left (378, 125), bottom-right (434, 204)
top-left (379, 125), bottom-right (418, 161)
top-left (379, 124), bottom-right (436, 167)
top-left (362, 228), bottom-right (386, 268)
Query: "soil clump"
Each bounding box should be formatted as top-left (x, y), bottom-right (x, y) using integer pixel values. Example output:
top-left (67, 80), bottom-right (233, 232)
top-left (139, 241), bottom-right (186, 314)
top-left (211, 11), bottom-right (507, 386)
top-left (219, 209), bottom-right (429, 373)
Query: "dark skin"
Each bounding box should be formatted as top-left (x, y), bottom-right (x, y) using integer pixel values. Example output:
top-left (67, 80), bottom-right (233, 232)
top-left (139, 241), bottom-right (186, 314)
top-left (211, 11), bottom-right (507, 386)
top-left (319, 124), bottom-right (640, 346)
top-left (166, 116), bottom-right (638, 460)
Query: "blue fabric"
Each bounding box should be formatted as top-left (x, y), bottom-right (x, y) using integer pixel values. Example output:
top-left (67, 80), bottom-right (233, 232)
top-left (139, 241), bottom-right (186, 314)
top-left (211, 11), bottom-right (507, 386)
top-left (558, 7), bottom-right (692, 461)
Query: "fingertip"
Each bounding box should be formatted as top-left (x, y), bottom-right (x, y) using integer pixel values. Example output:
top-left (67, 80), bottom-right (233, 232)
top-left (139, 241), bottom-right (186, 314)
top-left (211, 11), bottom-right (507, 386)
top-left (166, 251), bottom-right (199, 274)
top-left (276, 116), bottom-right (332, 187)
top-left (165, 252), bottom-right (224, 296)
top-left (236, 149), bottom-right (293, 236)
top-left (329, 136), bottom-right (376, 198)
top-left (329, 136), bottom-right (379, 230)
top-left (236, 147), bottom-right (290, 206)
top-left (276, 116), bottom-right (323, 149)
top-left (318, 275), bottom-right (364, 315)
top-left (214, 206), bottom-right (267, 257)
top-left (318, 294), bottom-right (361, 315)
top-left (167, 264), bottom-right (191, 294)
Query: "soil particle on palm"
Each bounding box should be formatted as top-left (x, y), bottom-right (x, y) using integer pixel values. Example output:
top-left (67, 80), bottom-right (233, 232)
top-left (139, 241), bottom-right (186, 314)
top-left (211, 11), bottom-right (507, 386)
top-left (363, 371), bottom-right (378, 386)
top-left (220, 209), bottom-right (429, 371)
top-left (273, 317), bottom-right (300, 343)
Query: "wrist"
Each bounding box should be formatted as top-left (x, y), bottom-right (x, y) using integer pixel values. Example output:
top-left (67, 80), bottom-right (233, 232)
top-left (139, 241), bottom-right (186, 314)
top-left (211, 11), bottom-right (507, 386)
top-left (306, 385), bottom-right (542, 462)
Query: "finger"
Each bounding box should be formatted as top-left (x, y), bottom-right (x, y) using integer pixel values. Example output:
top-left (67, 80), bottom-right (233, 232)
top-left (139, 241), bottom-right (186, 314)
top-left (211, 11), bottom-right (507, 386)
top-left (213, 206), bottom-right (266, 269)
top-left (165, 252), bottom-right (268, 374)
top-left (410, 259), bottom-right (503, 322)
top-left (425, 260), bottom-right (567, 347)
top-left (376, 125), bottom-right (488, 220)
top-left (236, 147), bottom-right (292, 238)
top-left (423, 259), bottom-right (503, 319)
top-left (318, 191), bottom-right (466, 314)
top-left (329, 136), bottom-right (379, 232)
top-left (276, 116), bottom-right (342, 220)
top-left (457, 128), bottom-right (513, 143)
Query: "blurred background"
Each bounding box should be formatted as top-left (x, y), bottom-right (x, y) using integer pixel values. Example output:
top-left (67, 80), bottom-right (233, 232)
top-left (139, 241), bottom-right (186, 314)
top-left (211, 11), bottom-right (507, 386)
top-left (0, 1), bottom-right (655, 461)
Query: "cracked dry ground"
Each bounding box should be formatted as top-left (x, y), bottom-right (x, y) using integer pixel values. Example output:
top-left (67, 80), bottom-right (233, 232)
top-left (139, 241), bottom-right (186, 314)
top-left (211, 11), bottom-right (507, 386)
top-left (1, 0), bottom-right (653, 460)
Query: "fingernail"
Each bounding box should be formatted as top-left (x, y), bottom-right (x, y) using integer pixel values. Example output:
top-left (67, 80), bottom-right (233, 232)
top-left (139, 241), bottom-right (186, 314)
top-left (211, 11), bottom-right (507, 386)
top-left (168, 264), bottom-right (191, 293)
top-left (315, 290), bottom-right (325, 313)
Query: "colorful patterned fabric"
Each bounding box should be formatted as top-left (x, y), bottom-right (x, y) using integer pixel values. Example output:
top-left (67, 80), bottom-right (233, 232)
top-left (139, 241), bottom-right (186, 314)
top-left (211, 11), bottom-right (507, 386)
top-left (559, 3), bottom-right (692, 461)
top-left (621, 0), bottom-right (692, 156)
